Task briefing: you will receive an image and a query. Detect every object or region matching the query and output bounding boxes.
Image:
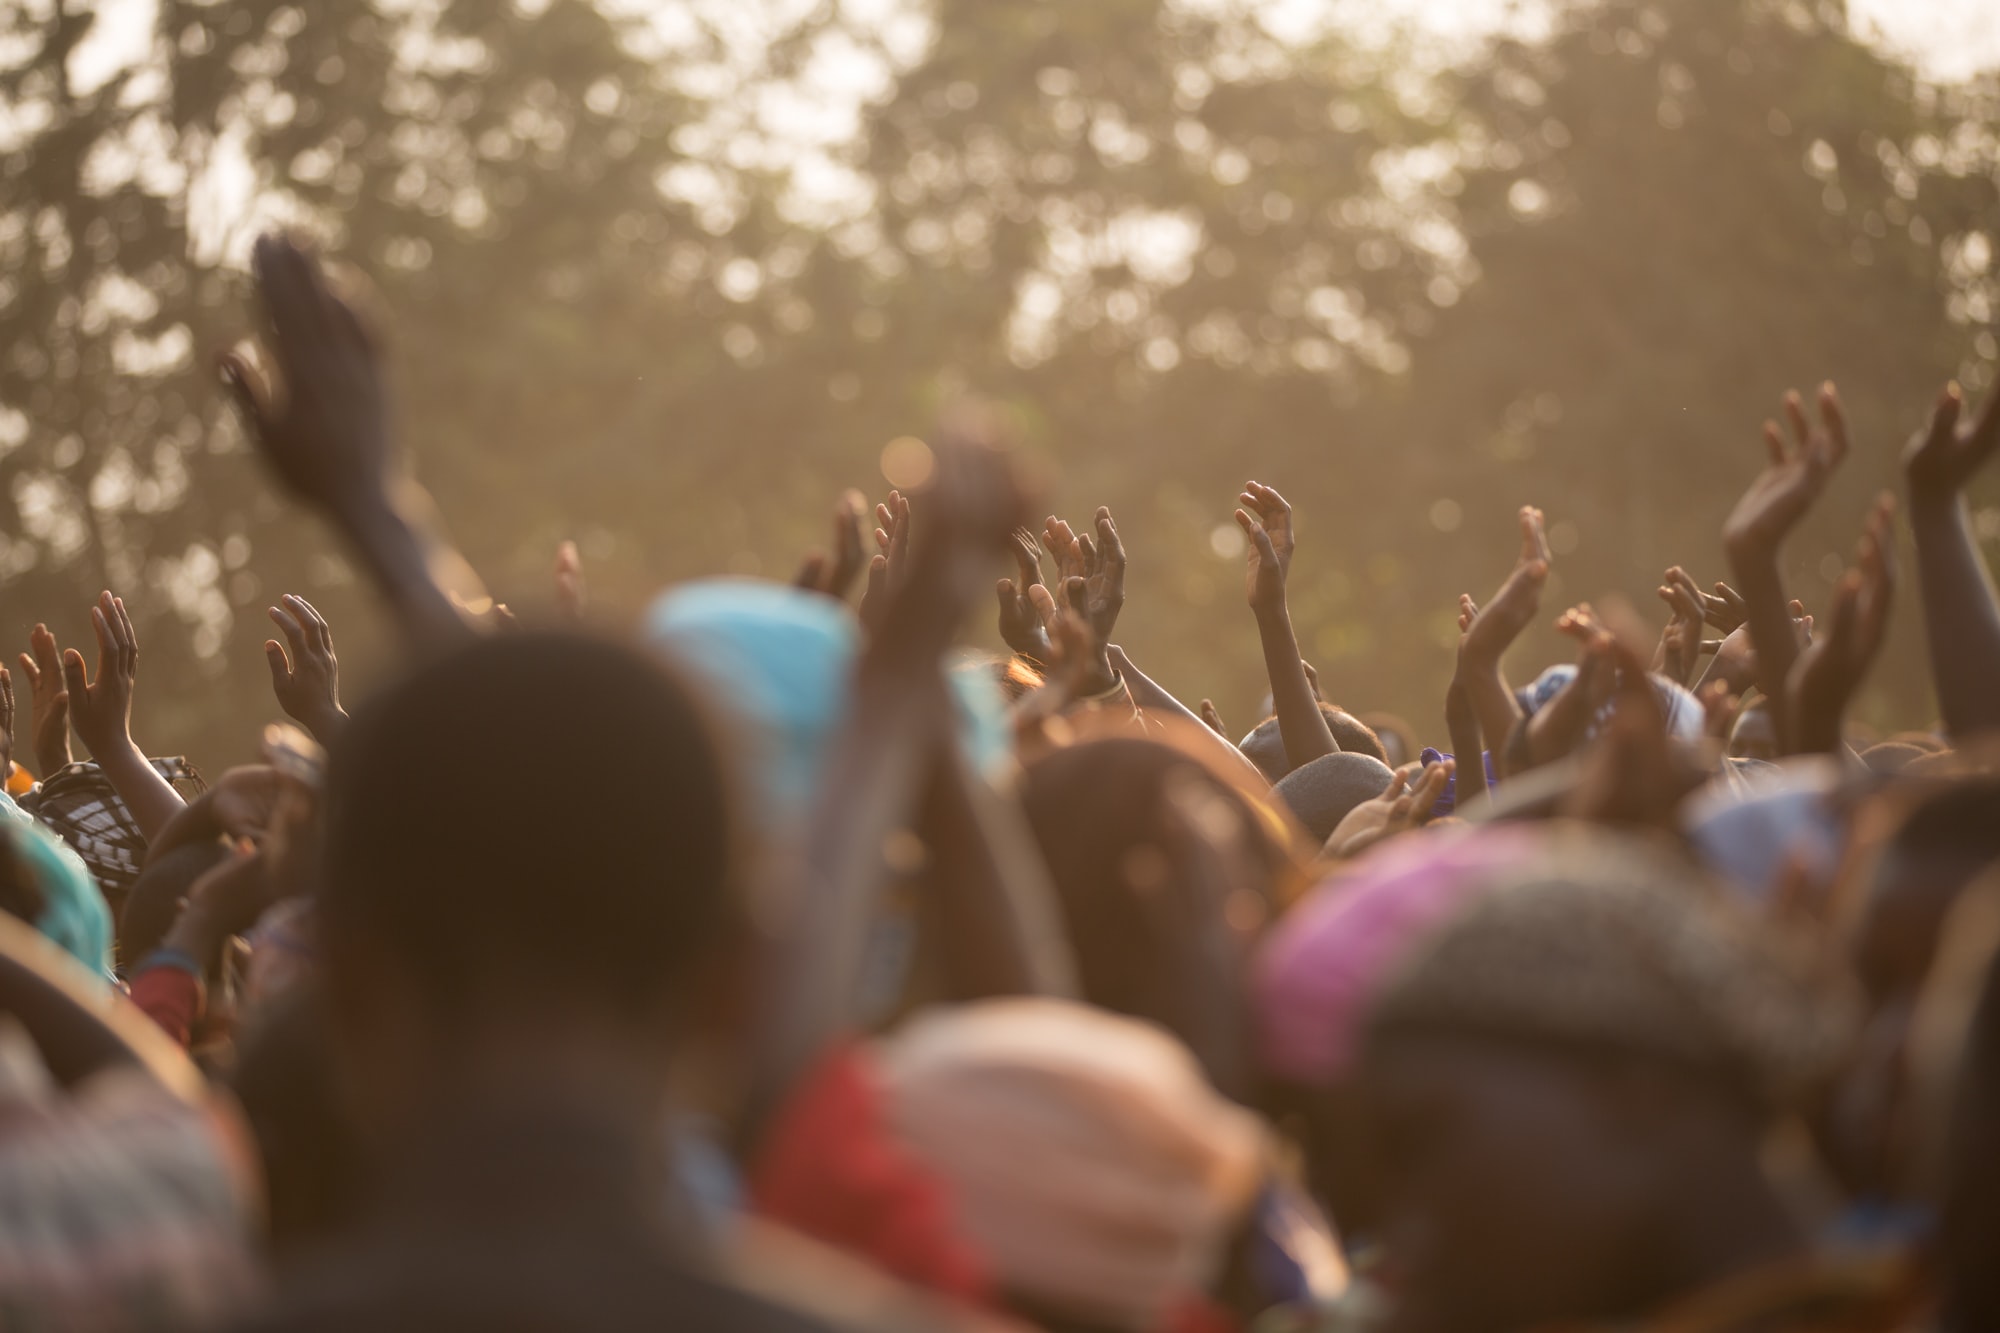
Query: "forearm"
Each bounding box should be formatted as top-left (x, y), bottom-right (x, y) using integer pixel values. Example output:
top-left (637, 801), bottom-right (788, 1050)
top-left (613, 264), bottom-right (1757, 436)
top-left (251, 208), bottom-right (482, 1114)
top-left (92, 738), bottom-right (186, 843)
top-left (1444, 678), bottom-right (1485, 808)
top-left (1106, 647), bottom-right (1267, 783)
top-left (1254, 603), bottom-right (1337, 768)
top-left (1460, 655), bottom-right (1520, 766)
top-left (1727, 545), bottom-right (1800, 745)
top-left (1911, 493), bottom-right (2000, 739)
top-left (338, 497), bottom-right (481, 655)
top-left (742, 670), bottom-right (947, 1147)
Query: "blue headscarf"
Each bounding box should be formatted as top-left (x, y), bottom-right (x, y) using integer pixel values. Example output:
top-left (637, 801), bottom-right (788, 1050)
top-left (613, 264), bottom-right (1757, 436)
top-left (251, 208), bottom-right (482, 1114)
top-left (0, 790), bottom-right (111, 979)
top-left (642, 579), bottom-right (1010, 837)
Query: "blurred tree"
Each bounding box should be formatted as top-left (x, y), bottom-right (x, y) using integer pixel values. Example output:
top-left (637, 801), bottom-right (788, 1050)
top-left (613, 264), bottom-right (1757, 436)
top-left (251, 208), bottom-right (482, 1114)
top-left (0, 0), bottom-right (1993, 764)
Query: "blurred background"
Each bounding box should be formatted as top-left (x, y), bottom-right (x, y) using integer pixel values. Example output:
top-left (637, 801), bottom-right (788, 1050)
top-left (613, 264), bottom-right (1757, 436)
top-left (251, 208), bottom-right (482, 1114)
top-left (1, 0), bottom-right (1996, 765)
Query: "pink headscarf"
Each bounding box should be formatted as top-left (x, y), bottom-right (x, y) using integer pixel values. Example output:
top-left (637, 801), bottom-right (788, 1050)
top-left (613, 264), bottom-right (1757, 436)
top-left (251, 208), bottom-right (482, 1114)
top-left (1252, 824), bottom-right (1546, 1086)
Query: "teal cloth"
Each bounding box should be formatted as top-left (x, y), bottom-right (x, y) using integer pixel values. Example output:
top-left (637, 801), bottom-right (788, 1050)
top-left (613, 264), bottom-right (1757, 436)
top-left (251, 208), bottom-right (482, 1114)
top-left (643, 579), bottom-right (1010, 837)
top-left (0, 790), bottom-right (112, 979)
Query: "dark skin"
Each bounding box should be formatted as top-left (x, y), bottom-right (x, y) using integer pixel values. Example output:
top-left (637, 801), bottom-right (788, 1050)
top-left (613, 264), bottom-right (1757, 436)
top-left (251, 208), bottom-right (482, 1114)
top-left (1456, 506), bottom-right (1552, 762)
top-left (1785, 494), bottom-right (1896, 757)
top-left (58, 592), bottom-right (186, 841)
top-left (222, 234), bottom-right (480, 654)
top-left (1237, 481), bottom-right (1338, 771)
top-left (18, 623), bottom-right (71, 775)
top-left (1722, 383), bottom-right (1848, 751)
top-left (1903, 383), bottom-right (2000, 741)
top-left (996, 527), bottom-right (1055, 663)
top-left (265, 593), bottom-right (348, 744)
top-left (1652, 567), bottom-right (1708, 688)
top-left (1103, 644), bottom-right (1266, 784)
top-left (1323, 759), bottom-right (1454, 858)
top-left (1360, 1035), bottom-right (1802, 1333)
top-left (790, 490), bottom-right (868, 603)
top-left (855, 487), bottom-right (911, 632)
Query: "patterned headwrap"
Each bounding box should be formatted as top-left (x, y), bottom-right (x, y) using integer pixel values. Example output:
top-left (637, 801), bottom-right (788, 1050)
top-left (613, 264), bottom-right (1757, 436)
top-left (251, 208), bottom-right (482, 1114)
top-left (1363, 824), bottom-right (1857, 1110)
top-left (21, 759), bottom-right (205, 917)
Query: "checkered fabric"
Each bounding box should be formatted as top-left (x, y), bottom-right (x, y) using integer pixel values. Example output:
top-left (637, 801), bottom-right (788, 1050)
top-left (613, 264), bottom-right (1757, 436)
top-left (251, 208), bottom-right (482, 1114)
top-left (20, 759), bottom-right (206, 917)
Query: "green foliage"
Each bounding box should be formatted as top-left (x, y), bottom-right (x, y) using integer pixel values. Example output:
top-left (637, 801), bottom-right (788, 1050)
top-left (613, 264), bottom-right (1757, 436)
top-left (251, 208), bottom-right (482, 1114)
top-left (0, 0), bottom-right (1993, 763)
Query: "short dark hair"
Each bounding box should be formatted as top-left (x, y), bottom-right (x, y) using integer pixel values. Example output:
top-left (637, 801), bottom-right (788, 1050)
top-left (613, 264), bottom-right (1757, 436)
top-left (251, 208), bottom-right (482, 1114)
top-left (1239, 706), bottom-right (1388, 780)
top-left (320, 632), bottom-right (736, 1027)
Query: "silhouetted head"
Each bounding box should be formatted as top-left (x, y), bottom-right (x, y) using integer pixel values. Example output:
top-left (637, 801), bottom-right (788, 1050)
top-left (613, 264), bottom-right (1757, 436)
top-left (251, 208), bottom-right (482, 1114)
top-left (318, 632), bottom-right (738, 1131)
top-left (1238, 707), bottom-right (1388, 782)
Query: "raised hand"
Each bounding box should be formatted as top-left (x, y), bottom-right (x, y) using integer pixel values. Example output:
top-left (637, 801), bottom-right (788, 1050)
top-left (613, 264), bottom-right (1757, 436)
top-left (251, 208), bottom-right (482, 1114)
top-left (1455, 506), bottom-right (1552, 764)
top-left (792, 492), bottom-right (868, 604)
top-left (63, 592), bottom-right (139, 762)
top-left (856, 489), bottom-right (912, 633)
top-left (220, 235), bottom-right (390, 519)
top-left (1461, 506), bottom-right (1552, 667)
top-left (265, 594), bottom-right (347, 744)
top-left (17, 624), bottom-right (71, 775)
top-left (1723, 383), bottom-right (1847, 745)
top-left (1039, 507), bottom-right (1129, 644)
top-left (1903, 384), bottom-right (2000, 740)
top-left (1324, 760), bottom-right (1453, 859)
top-left (1723, 384), bottom-right (1850, 559)
top-left (1654, 567), bottom-right (1708, 687)
top-left (1702, 581), bottom-right (1748, 634)
top-left (553, 540), bottom-right (587, 623)
top-left (1199, 699), bottom-right (1227, 735)
top-left (1906, 380), bottom-right (2000, 501)
top-left (1234, 483), bottom-right (1294, 613)
top-left (1234, 480), bottom-right (1335, 768)
top-left (1786, 495), bottom-right (1896, 755)
top-left (996, 528), bottom-right (1055, 662)
top-left (1563, 625), bottom-right (1707, 829)
top-left (58, 592), bottom-right (184, 840)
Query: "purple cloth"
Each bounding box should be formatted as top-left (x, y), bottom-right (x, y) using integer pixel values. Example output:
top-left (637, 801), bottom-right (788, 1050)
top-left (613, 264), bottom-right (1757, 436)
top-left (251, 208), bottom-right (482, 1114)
top-left (1251, 824), bottom-right (1545, 1086)
top-left (1418, 748), bottom-right (1496, 817)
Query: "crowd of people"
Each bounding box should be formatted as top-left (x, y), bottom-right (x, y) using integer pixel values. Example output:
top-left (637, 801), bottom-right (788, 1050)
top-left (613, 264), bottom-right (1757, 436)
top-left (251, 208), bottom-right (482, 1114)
top-left (1, 228), bottom-right (1998, 1333)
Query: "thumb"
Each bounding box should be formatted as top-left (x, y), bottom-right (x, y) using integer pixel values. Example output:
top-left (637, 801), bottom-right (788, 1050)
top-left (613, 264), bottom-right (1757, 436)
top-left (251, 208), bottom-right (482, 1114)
top-left (265, 639), bottom-right (291, 688)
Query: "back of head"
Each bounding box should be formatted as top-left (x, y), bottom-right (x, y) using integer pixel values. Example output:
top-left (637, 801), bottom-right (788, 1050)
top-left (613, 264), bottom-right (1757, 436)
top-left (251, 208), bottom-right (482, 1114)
top-left (321, 632), bottom-right (734, 1031)
top-left (1272, 752), bottom-right (1395, 844)
top-left (1019, 736), bottom-right (1276, 1079)
top-left (1239, 707), bottom-right (1388, 781)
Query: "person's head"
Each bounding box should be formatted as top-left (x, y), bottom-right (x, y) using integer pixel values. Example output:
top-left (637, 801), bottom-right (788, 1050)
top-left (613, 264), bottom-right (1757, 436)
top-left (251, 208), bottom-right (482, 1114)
top-left (1349, 828), bottom-right (1850, 1332)
top-left (1270, 752), bottom-right (1395, 845)
top-left (1238, 706), bottom-right (1388, 780)
top-left (1816, 778), bottom-right (2000, 1201)
top-left (1020, 722), bottom-right (1308, 1098)
top-left (875, 998), bottom-right (1265, 1332)
top-left (317, 632), bottom-right (739, 1135)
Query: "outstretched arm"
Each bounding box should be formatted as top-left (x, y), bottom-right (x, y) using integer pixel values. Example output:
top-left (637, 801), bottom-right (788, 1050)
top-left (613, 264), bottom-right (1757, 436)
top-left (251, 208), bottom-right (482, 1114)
top-left (1904, 384), bottom-right (2000, 740)
top-left (1722, 383), bottom-right (1848, 750)
top-left (222, 234), bottom-right (480, 655)
top-left (62, 593), bottom-right (185, 842)
top-left (1237, 481), bottom-right (1337, 769)
top-left (1457, 506), bottom-right (1554, 760)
